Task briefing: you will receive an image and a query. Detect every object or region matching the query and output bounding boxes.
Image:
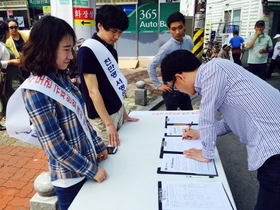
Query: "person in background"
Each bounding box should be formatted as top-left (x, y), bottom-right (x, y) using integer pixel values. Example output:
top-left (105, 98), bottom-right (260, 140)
top-left (147, 12), bottom-right (193, 111)
top-left (217, 44), bottom-right (231, 60)
top-left (69, 38), bottom-right (85, 92)
top-left (245, 20), bottom-right (273, 80)
top-left (20, 16), bottom-right (108, 209)
top-left (0, 20), bottom-right (22, 130)
top-left (161, 49), bottom-right (280, 210)
top-left (77, 5), bottom-right (138, 147)
top-left (266, 34), bottom-right (280, 79)
top-left (229, 30), bottom-right (245, 66)
top-left (6, 19), bottom-right (29, 79)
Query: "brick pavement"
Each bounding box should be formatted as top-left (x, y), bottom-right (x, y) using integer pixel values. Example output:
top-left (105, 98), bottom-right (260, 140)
top-left (0, 131), bottom-right (48, 210)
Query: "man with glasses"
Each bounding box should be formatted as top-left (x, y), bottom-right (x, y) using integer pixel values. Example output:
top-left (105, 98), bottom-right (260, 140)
top-left (147, 12), bottom-right (193, 111)
top-left (77, 5), bottom-right (138, 148)
top-left (161, 49), bottom-right (280, 210)
top-left (245, 20), bottom-right (273, 80)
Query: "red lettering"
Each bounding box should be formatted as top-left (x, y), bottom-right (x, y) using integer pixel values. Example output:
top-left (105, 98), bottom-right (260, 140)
top-left (44, 77), bottom-right (52, 88)
top-left (35, 76), bottom-right (45, 85)
top-left (60, 90), bottom-right (66, 99)
top-left (54, 85), bottom-right (60, 94)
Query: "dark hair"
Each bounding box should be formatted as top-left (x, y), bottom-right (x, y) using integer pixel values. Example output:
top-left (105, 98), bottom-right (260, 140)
top-left (95, 5), bottom-right (128, 32)
top-left (166, 12), bottom-right (185, 28)
top-left (7, 19), bottom-right (19, 26)
top-left (233, 30), bottom-right (239, 35)
top-left (0, 21), bottom-right (8, 42)
top-left (161, 50), bottom-right (201, 83)
top-left (21, 16), bottom-right (76, 76)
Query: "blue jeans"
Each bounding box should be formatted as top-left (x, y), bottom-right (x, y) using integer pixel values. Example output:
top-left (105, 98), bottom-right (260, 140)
top-left (248, 63), bottom-right (267, 80)
top-left (162, 90), bottom-right (193, 110)
top-left (254, 154), bottom-right (280, 210)
top-left (54, 178), bottom-right (86, 210)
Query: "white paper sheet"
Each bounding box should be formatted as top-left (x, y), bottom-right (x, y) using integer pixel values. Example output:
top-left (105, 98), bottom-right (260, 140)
top-left (160, 154), bottom-right (217, 176)
top-left (159, 180), bottom-right (233, 210)
top-left (166, 115), bottom-right (199, 124)
top-left (163, 137), bottom-right (202, 152)
top-left (166, 125), bottom-right (199, 136)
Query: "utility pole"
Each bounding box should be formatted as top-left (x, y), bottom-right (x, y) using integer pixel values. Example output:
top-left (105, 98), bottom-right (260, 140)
top-left (192, 0), bottom-right (206, 58)
top-left (50, 0), bottom-right (96, 41)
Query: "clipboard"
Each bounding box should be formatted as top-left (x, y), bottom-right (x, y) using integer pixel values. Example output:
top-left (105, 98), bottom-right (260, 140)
top-left (157, 167), bottom-right (217, 177)
top-left (165, 116), bottom-right (198, 128)
top-left (159, 138), bottom-right (183, 158)
top-left (158, 153), bottom-right (218, 177)
top-left (158, 181), bottom-right (234, 210)
top-left (159, 137), bottom-right (202, 158)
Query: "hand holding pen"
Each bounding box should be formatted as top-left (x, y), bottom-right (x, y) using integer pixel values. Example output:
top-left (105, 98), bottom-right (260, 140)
top-left (182, 121), bottom-right (200, 140)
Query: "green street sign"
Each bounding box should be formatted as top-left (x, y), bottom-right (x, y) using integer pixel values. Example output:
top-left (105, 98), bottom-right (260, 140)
top-left (73, 0), bottom-right (89, 6)
top-left (123, 2), bottom-right (179, 34)
top-left (28, 0), bottom-right (50, 8)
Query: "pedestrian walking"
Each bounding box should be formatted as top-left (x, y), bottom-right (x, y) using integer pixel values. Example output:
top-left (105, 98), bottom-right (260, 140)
top-left (229, 30), bottom-right (245, 66)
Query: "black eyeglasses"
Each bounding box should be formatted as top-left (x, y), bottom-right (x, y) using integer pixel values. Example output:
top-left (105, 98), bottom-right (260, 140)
top-left (170, 72), bottom-right (182, 91)
top-left (9, 26), bottom-right (18, 30)
top-left (171, 75), bottom-right (177, 91)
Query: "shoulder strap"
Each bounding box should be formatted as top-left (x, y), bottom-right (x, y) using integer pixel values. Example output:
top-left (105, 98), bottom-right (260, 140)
top-left (81, 39), bottom-right (127, 103)
top-left (6, 76), bottom-right (97, 157)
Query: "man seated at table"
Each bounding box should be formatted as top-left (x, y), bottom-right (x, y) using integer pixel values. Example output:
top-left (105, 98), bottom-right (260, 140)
top-left (160, 49), bottom-right (280, 210)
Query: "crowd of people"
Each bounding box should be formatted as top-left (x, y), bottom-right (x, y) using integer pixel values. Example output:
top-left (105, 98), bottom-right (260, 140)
top-left (1, 5), bottom-right (280, 210)
top-left (208, 20), bottom-right (280, 81)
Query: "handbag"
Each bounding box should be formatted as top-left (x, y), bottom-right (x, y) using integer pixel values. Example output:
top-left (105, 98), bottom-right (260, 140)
top-left (275, 55), bottom-right (280, 62)
top-left (0, 70), bottom-right (6, 95)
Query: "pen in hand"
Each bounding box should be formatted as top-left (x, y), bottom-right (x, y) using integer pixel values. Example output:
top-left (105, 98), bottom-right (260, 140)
top-left (182, 121), bottom-right (193, 140)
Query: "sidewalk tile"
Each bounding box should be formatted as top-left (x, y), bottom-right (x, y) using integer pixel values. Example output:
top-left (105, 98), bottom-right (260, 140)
top-left (0, 154), bottom-right (13, 161)
top-left (0, 144), bottom-right (8, 150)
top-left (0, 195), bottom-right (13, 209)
top-left (24, 158), bottom-right (47, 170)
top-left (0, 146), bottom-right (14, 155)
top-left (5, 156), bottom-right (22, 167)
top-left (9, 147), bottom-right (23, 156)
top-left (2, 180), bottom-right (26, 190)
top-left (8, 196), bottom-right (30, 208)
top-left (17, 148), bottom-right (40, 158)
top-left (13, 157), bottom-right (30, 168)
top-left (0, 178), bottom-right (7, 186)
top-left (27, 187), bottom-right (36, 198)
top-left (9, 168), bottom-right (29, 181)
top-left (19, 168), bottom-right (39, 182)
top-left (0, 186), bottom-right (20, 197)
top-left (34, 150), bottom-right (47, 159)
top-left (0, 166), bottom-right (18, 179)
top-left (17, 182), bottom-right (34, 198)
top-left (5, 205), bottom-right (29, 210)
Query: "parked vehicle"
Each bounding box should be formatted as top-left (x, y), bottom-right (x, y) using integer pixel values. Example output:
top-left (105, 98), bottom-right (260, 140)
top-left (202, 40), bottom-right (221, 63)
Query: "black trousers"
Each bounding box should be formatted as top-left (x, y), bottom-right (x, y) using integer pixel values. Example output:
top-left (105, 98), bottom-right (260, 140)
top-left (267, 59), bottom-right (280, 79)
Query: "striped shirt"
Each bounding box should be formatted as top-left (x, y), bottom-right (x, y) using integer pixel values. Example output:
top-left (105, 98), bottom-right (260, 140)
top-left (195, 58), bottom-right (280, 170)
top-left (23, 71), bottom-right (106, 181)
top-left (147, 36), bottom-right (194, 88)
